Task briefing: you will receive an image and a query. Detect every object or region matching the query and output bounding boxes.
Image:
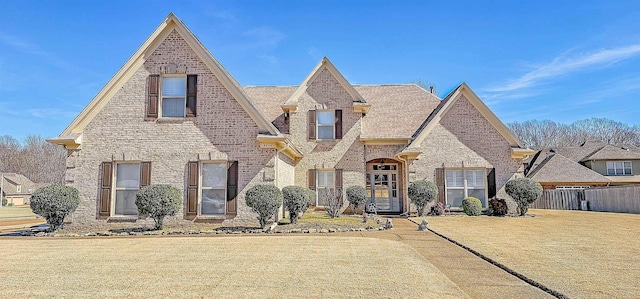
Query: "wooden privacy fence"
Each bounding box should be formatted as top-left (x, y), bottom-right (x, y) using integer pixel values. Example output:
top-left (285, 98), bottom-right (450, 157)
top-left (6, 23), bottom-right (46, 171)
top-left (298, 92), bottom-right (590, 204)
top-left (530, 189), bottom-right (583, 210)
top-left (585, 186), bottom-right (640, 214)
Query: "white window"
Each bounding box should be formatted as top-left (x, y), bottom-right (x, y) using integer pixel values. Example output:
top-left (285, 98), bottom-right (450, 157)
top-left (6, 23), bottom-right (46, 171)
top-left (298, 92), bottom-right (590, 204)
top-left (317, 111), bottom-right (335, 140)
top-left (161, 76), bottom-right (186, 117)
top-left (115, 163), bottom-right (140, 216)
top-left (316, 170), bottom-right (335, 206)
top-left (201, 162), bottom-right (227, 215)
top-left (445, 169), bottom-right (486, 208)
top-left (606, 161), bottom-right (632, 176)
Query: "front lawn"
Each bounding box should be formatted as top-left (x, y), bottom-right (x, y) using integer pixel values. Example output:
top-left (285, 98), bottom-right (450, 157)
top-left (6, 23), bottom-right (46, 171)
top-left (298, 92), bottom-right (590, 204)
top-left (0, 205), bottom-right (38, 220)
top-left (275, 211), bottom-right (381, 232)
top-left (0, 236), bottom-right (467, 298)
top-left (419, 209), bottom-right (640, 298)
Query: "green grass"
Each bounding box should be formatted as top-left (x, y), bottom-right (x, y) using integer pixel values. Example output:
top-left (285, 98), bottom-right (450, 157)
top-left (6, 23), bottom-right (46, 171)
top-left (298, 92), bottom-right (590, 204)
top-left (0, 205), bottom-right (38, 220)
top-left (276, 211), bottom-right (379, 232)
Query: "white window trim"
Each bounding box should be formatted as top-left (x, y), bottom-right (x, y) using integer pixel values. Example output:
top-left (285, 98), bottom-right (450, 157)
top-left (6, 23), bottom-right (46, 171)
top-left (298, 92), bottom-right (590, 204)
top-left (160, 74), bottom-right (187, 118)
top-left (606, 161), bottom-right (632, 176)
top-left (316, 110), bottom-right (335, 140)
top-left (199, 161), bottom-right (228, 216)
top-left (316, 169), bottom-right (335, 207)
top-left (112, 162), bottom-right (141, 217)
top-left (445, 168), bottom-right (488, 208)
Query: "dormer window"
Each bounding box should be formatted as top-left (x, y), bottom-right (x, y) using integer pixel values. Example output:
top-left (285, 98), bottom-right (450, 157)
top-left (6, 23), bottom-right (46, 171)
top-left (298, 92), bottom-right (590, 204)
top-left (307, 109), bottom-right (342, 140)
top-left (606, 161), bottom-right (632, 176)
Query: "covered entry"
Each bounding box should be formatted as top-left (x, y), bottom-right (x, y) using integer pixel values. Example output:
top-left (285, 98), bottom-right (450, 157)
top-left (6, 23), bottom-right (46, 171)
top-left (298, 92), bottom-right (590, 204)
top-left (366, 158), bottom-right (403, 213)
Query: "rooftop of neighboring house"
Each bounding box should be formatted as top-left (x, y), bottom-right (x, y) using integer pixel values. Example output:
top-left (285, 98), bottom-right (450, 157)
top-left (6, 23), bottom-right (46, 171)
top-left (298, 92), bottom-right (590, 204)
top-left (244, 84), bottom-right (441, 139)
top-left (1, 173), bottom-right (38, 195)
top-left (526, 141), bottom-right (640, 184)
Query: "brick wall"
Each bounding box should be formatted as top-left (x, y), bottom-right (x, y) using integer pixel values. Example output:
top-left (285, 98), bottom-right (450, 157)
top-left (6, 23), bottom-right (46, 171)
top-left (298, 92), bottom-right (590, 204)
top-left (410, 94), bottom-right (524, 212)
top-left (67, 30), bottom-right (276, 227)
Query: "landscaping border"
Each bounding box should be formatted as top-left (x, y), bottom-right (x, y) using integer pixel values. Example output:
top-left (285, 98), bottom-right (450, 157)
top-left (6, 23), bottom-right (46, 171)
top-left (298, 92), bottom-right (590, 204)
top-left (408, 218), bottom-right (569, 299)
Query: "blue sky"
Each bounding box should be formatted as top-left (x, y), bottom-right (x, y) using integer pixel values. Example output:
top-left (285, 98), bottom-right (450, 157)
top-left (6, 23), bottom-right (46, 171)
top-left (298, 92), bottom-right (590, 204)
top-left (1, 1), bottom-right (639, 140)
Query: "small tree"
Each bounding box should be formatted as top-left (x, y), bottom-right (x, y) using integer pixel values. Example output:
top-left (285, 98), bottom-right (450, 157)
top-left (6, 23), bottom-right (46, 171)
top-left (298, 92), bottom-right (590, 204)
top-left (30, 185), bottom-right (80, 232)
top-left (505, 178), bottom-right (543, 216)
top-left (245, 184), bottom-right (283, 228)
top-left (346, 185), bottom-right (367, 213)
top-left (320, 188), bottom-right (343, 218)
top-left (135, 184), bottom-right (183, 230)
top-left (282, 186), bottom-right (313, 224)
top-left (408, 180), bottom-right (438, 216)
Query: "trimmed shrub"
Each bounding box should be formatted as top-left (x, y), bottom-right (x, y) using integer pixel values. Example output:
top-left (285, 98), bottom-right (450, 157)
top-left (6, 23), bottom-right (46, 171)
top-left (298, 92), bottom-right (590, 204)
top-left (346, 185), bottom-right (367, 212)
top-left (408, 180), bottom-right (438, 216)
top-left (30, 185), bottom-right (80, 232)
top-left (487, 197), bottom-right (508, 216)
top-left (505, 178), bottom-right (543, 216)
top-left (282, 186), bottom-right (313, 224)
top-left (462, 197), bottom-right (482, 216)
top-left (1, 197), bottom-right (6, 206)
top-left (429, 202), bottom-right (445, 216)
top-left (245, 184), bottom-right (283, 228)
top-left (135, 184), bottom-right (183, 230)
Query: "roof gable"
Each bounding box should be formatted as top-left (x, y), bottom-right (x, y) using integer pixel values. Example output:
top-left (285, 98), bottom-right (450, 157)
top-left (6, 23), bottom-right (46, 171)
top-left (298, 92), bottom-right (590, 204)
top-left (282, 57), bottom-right (366, 110)
top-left (405, 83), bottom-right (530, 155)
top-left (49, 13), bottom-right (279, 147)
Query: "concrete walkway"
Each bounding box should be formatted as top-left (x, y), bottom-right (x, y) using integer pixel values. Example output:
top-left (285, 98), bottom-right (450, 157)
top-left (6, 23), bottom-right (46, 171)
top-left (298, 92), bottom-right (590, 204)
top-left (341, 218), bottom-right (553, 298)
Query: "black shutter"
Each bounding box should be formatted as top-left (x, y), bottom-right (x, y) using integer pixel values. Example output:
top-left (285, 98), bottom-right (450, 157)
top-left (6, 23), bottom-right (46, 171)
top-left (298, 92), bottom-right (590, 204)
top-left (227, 161), bottom-right (238, 216)
top-left (186, 162), bottom-right (198, 220)
top-left (335, 110), bottom-right (342, 139)
top-left (435, 168), bottom-right (446, 205)
top-left (186, 75), bottom-right (197, 117)
top-left (98, 162), bottom-right (113, 218)
top-left (308, 110), bottom-right (316, 140)
top-left (487, 168), bottom-right (496, 198)
top-left (147, 75), bottom-right (159, 119)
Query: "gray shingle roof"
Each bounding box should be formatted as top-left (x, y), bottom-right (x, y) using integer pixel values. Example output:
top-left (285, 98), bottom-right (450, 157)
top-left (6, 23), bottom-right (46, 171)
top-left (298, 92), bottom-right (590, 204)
top-left (526, 153), bottom-right (611, 183)
top-left (244, 84), bottom-right (441, 139)
top-left (581, 144), bottom-right (640, 161)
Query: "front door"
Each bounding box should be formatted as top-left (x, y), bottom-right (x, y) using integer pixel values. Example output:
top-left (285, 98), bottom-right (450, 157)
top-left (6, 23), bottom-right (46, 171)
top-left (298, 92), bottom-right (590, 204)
top-left (366, 164), bottom-right (400, 212)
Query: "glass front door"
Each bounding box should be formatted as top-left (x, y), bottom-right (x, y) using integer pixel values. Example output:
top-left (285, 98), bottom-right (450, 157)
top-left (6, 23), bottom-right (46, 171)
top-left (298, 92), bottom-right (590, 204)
top-left (366, 164), bottom-right (400, 212)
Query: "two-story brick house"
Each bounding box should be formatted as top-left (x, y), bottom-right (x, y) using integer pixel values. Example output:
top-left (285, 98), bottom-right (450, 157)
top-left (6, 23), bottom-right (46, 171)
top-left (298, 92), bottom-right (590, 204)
top-left (48, 14), bottom-right (534, 226)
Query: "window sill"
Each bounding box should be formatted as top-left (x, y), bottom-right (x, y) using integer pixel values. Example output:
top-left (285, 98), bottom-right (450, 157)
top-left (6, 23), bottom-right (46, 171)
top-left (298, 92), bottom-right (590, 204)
top-left (107, 216), bottom-right (138, 223)
top-left (156, 117), bottom-right (194, 124)
top-left (194, 215), bottom-right (226, 223)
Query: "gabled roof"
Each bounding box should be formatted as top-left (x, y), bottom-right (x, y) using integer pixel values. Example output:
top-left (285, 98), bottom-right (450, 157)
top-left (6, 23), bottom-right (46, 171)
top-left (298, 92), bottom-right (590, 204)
top-left (49, 13), bottom-right (279, 147)
top-left (244, 84), bottom-right (440, 139)
top-left (403, 82), bottom-right (532, 157)
top-left (282, 57), bottom-right (366, 109)
top-left (1, 173), bottom-right (36, 195)
top-left (526, 153), bottom-right (611, 183)
top-left (554, 141), bottom-right (607, 162)
top-left (581, 144), bottom-right (640, 161)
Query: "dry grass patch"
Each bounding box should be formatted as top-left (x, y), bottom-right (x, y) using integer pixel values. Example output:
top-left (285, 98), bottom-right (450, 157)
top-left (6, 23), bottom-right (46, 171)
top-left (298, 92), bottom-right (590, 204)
top-left (0, 205), bottom-right (38, 219)
top-left (420, 210), bottom-right (640, 298)
top-left (276, 212), bottom-right (379, 232)
top-left (0, 236), bottom-right (467, 298)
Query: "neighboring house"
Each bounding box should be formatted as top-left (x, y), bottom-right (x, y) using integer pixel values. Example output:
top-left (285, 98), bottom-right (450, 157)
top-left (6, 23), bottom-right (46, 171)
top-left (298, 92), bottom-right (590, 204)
top-left (0, 173), bottom-right (41, 205)
top-left (525, 141), bottom-right (640, 189)
top-left (48, 13), bottom-right (534, 225)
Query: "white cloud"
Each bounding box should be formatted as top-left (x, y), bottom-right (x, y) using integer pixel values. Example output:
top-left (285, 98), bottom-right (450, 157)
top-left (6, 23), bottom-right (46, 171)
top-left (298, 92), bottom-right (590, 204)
top-left (486, 44), bottom-right (640, 94)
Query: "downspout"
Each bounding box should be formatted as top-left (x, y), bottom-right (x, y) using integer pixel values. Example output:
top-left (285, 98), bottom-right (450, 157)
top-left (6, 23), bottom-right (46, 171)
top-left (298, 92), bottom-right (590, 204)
top-left (276, 142), bottom-right (290, 220)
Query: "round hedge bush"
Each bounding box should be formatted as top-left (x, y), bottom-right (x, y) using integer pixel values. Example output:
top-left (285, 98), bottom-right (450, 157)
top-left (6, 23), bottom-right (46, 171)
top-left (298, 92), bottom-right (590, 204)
top-left (30, 185), bottom-right (80, 232)
top-left (135, 184), bottom-right (183, 230)
top-left (408, 180), bottom-right (438, 216)
top-left (346, 185), bottom-right (367, 212)
top-left (282, 185), bottom-right (313, 224)
top-left (505, 178), bottom-right (543, 216)
top-left (462, 197), bottom-right (482, 216)
top-left (245, 184), bottom-right (283, 228)
top-left (487, 197), bottom-right (508, 216)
